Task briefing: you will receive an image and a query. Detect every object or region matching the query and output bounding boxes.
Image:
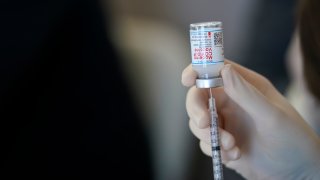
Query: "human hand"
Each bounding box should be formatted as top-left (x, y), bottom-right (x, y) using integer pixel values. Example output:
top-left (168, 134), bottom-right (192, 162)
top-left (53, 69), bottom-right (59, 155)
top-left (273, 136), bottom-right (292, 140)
top-left (182, 60), bottom-right (320, 179)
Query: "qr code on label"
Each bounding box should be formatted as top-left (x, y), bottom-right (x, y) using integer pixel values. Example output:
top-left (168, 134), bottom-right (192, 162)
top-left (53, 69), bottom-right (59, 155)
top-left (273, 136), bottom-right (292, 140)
top-left (214, 32), bottom-right (223, 46)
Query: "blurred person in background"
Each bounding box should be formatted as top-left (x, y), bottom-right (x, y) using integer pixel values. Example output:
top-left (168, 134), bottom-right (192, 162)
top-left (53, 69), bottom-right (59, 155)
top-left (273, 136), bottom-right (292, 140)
top-left (286, 0), bottom-right (320, 136)
top-left (182, 0), bottom-right (320, 179)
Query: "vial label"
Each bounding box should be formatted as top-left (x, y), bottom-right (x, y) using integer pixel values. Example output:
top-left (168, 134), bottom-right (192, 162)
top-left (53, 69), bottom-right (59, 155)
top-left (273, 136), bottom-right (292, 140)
top-left (190, 28), bottom-right (224, 65)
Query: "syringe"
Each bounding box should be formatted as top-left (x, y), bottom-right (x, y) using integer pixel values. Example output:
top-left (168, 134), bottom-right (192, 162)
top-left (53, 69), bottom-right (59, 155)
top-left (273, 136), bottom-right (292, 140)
top-left (189, 21), bottom-right (225, 180)
top-left (195, 80), bottom-right (224, 180)
top-left (208, 88), bottom-right (223, 180)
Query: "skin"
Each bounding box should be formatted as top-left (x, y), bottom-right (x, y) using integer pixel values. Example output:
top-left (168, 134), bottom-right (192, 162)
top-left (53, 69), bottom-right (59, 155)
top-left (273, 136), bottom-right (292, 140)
top-left (182, 60), bottom-right (320, 180)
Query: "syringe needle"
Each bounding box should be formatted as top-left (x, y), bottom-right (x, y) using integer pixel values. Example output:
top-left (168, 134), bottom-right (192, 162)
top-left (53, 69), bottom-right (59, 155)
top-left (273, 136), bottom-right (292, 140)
top-left (209, 88), bottom-right (213, 100)
top-left (209, 88), bottom-right (224, 180)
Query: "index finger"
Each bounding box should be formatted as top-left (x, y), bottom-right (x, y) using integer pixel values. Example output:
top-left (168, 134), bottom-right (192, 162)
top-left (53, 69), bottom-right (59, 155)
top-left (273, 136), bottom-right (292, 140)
top-left (224, 60), bottom-right (275, 95)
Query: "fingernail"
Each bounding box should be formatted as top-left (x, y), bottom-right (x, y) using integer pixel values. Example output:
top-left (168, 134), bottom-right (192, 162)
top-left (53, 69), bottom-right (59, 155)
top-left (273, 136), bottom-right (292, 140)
top-left (221, 64), bottom-right (236, 92)
top-left (221, 64), bottom-right (246, 102)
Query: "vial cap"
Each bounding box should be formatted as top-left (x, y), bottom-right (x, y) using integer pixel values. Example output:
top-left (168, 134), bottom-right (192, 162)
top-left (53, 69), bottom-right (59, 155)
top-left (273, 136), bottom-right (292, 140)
top-left (190, 21), bottom-right (222, 30)
top-left (196, 77), bottom-right (223, 88)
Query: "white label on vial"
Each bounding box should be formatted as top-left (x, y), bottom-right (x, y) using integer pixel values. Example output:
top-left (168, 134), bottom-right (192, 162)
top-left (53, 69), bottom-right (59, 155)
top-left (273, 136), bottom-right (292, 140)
top-left (190, 28), bottom-right (224, 65)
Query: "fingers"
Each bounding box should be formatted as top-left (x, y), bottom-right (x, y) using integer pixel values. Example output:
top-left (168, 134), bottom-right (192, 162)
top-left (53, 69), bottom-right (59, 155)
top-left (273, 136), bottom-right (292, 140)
top-left (200, 141), bottom-right (241, 163)
top-left (224, 60), bottom-right (289, 109)
top-left (221, 64), bottom-right (279, 120)
top-left (190, 118), bottom-right (241, 163)
top-left (181, 60), bottom-right (273, 91)
top-left (186, 86), bottom-right (210, 128)
top-left (189, 120), bottom-right (236, 151)
top-left (182, 60), bottom-right (279, 100)
top-left (224, 60), bottom-right (275, 95)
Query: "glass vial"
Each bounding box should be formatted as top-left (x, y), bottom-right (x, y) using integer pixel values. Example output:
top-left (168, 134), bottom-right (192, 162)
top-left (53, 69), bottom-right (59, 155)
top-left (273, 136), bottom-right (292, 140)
top-left (190, 21), bottom-right (224, 79)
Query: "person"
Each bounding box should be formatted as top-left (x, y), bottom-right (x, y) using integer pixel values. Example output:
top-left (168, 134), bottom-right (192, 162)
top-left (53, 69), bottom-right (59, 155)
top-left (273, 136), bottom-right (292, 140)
top-left (181, 0), bottom-right (320, 179)
top-left (1, 0), bottom-right (152, 179)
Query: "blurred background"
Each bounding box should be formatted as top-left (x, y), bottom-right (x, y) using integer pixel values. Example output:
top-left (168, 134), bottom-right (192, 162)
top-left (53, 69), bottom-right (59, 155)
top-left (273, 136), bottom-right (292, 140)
top-left (106, 0), bottom-right (297, 179)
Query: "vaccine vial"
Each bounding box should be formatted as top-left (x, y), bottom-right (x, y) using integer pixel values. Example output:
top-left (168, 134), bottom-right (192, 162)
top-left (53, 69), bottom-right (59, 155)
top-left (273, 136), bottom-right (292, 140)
top-left (190, 21), bottom-right (224, 88)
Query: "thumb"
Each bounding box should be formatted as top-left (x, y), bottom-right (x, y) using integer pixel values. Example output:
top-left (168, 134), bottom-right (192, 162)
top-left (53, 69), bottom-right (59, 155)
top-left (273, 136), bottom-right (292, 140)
top-left (221, 64), bottom-right (278, 121)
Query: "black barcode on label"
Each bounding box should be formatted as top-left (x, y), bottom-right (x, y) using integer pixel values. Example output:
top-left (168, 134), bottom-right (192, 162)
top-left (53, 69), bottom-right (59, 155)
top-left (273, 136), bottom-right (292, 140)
top-left (214, 32), bottom-right (223, 46)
